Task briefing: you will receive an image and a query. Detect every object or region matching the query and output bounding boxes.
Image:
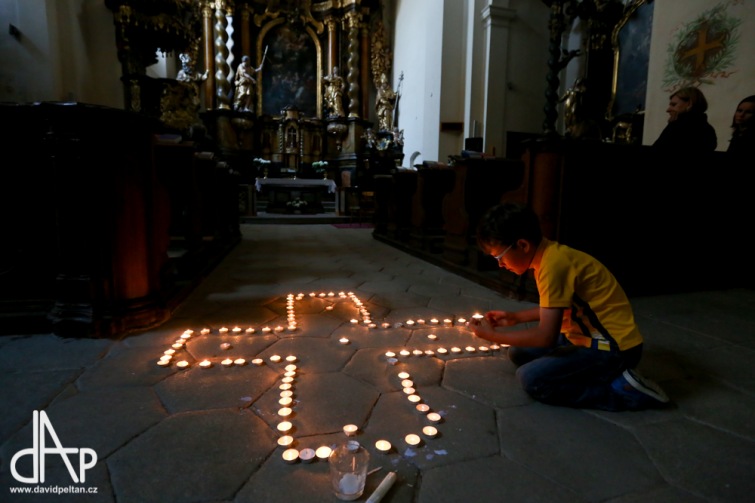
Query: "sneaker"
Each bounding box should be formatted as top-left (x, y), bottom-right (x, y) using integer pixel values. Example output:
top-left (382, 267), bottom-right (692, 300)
top-left (612, 369), bottom-right (670, 406)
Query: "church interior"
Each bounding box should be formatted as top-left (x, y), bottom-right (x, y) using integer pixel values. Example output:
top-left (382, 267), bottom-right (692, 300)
top-left (0, 1), bottom-right (753, 501)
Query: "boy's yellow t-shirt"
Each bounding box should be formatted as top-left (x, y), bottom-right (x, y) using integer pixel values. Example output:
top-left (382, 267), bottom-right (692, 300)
top-left (532, 238), bottom-right (643, 351)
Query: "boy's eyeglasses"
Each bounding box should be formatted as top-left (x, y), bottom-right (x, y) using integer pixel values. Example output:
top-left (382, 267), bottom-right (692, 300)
top-left (493, 245), bottom-right (513, 262)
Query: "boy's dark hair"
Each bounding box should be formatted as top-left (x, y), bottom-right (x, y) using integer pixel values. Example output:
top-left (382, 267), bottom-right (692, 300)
top-left (476, 202), bottom-right (543, 249)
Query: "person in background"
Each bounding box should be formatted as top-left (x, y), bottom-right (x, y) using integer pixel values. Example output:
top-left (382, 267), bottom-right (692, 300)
top-left (727, 94), bottom-right (755, 160)
top-left (653, 86), bottom-right (717, 153)
top-left (470, 202), bottom-right (669, 411)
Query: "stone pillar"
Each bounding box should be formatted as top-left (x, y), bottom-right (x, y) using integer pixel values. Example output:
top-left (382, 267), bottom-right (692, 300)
top-left (214, 1), bottom-right (232, 110)
top-left (239, 4), bottom-right (252, 58)
top-left (325, 17), bottom-right (338, 74)
top-left (202, 2), bottom-right (216, 110)
top-left (345, 10), bottom-right (361, 118)
top-left (481, 3), bottom-right (516, 156)
top-left (360, 20), bottom-right (370, 120)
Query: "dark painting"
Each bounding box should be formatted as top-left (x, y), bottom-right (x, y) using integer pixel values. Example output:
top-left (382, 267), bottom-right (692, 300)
top-left (261, 24), bottom-right (318, 117)
top-left (614, 1), bottom-right (654, 116)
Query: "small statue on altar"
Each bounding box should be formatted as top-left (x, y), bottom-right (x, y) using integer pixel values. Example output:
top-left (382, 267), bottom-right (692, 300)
top-left (323, 66), bottom-right (345, 118)
top-left (560, 77), bottom-right (587, 136)
top-left (375, 73), bottom-right (397, 131)
top-left (233, 55), bottom-right (262, 112)
top-left (176, 52), bottom-right (208, 83)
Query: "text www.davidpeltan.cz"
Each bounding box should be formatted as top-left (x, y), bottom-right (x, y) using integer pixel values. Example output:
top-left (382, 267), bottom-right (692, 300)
top-left (9, 485), bottom-right (99, 495)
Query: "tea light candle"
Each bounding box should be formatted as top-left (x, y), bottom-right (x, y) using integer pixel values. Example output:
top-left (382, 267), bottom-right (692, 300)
top-left (457, 318), bottom-right (466, 324)
top-left (375, 440), bottom-right (392, 453)
top-left (401, 379), bottom-right (414, 388)
top-left (164, 349), bottom-right (176, 355)
top-left (274, 326), bottom-right (284, 333)
top-left (325, 305), bottom-right (334, 311)
top-left (465, 346), bottom-right (476, 353)
top-left (246, 328), bottom-right (255, 333)
top-left (269, 355), bottom-right (282, 363)
top-left (398, 372), bottom-right (411, 379)
top-left (407, 394), bottom-right (422, 403)
top-left (412, 350), bottom-right (424, 356)
top-left (287, 325), bottom-right (297, 332)
top-left (430, 318), bottom-right (439, 325)
top-left (199, 360), bottom-right (212, 369)
top-left (350, 319), bottom-right (359, 324)
top-left (478, 346), bottom-right (489, 352)
top-left (437, 347), bottom-right (448, 354)
top-left (316, 445), bottom-right (332, 460)
top-left (285, 363), bottom-right (297, 370)
top-left (221, 358), bottom-right (233, 366)
top-left (417, 319), bottom-right (425, 325)
top-left (252, 358), bottom-right (264, 366)
top-left (422, 426), bottom-right (438, 438)
top-left (403, 387), bottom-right (416, 395)
top-left (279, 383), bottom-right (292, 391)
top-left (282, 448), bottom-right (299, 464)
top-left (284, 371), bottom-right (296, 378)
top-left (427, 334), bottom-right (437, 340)
top-left (405, 320), bottom-right (415, 327)
top-left (451, 347), bottom-right (462, 354)
top-left (234, 358), bottom-right (246, 366)
top-left (278, 407), bottom-right (292, 417)
top-left (176, 360), bottom-right (189, 369)
top-left (261, 327), bottom-right (272, 333)
top-left (279, 397), bottom-right (293, 406)
top-left (385, 351), bottom-right (396, 358)
top-left (171, 343), bottom-right (183, 349)
top-left (491, 344), bottom-right (502, 350)
top-left (277, 435), bottom-right (294, 447)
top-left (299, 448), bottom-right (316, 463)
top-left (399, 350), bottom-right (411, 357)
top-left (277, 421), bottom-right (293, 432)
top-left (427, 412), bottom-right (442, 423)
top-left (282, 376), bottom-right (295, 384)
top-left (415, 403), bottom-right (430, 414)
top-left (232, 326), bottom-right (241, 333)
top-left (368, 323), bottom-right (377, 329)
top-left (220, 342), bottom-right (231, 350)
top-left (381, 322), bottom-right (391, 329)
top-left (157, 359), bottom-right (171, 366)
top-left (280, 390), bottom-right (293, 398)
top-left (200, 328), bottom-right (210, 334)
top-left (343, 424), bottom-right (358, 436)
top-left (405, 434), bottom-right (421, 446)
top-left (471, 313), bottom-right (484, 324)
top-left (443, 318), bottom-right (453, 326)
top-left (424, 350), bottom-right (435, 356)
top-left (339, 337), bottom-right (350, 345)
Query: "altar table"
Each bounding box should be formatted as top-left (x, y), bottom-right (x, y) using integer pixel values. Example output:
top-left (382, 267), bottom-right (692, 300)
top-left (255, 178), bottom-right (337, 214)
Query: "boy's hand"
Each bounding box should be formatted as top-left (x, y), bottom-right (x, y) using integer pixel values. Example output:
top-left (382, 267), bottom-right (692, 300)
top-left (486, 310), bottom-right (518, 327)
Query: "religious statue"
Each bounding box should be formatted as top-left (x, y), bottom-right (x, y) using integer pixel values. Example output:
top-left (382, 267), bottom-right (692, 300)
top-left (176, 52), bottom-right (208, 83)
top-left (233, 55), bottom-right (263, 113)
top-left (322, 66), bottom-right (345, 118)
top-left (375, 73), bottom-right (397, 131)
top-left (560, 77), bottom-right (587, 136)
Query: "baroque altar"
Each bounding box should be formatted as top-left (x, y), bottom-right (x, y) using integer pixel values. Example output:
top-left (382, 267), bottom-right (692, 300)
top-left (106, 0), bottom-right (403, 192)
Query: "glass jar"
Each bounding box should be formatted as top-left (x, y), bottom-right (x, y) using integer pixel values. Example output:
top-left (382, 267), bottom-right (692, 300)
top-left (329, 440), bottom-right (370, 501)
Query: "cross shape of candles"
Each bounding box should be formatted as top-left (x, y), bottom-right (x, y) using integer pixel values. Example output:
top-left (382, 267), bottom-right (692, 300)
top-left (153, 290), bottom-right (508, 464)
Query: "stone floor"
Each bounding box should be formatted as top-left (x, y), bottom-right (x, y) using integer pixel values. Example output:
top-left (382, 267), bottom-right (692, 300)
top-left (1, 223), bottom-right (754, 503)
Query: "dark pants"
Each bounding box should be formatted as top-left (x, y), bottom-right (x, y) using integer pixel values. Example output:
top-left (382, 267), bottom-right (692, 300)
top-left (509, 334), bottom-right (642, 411)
